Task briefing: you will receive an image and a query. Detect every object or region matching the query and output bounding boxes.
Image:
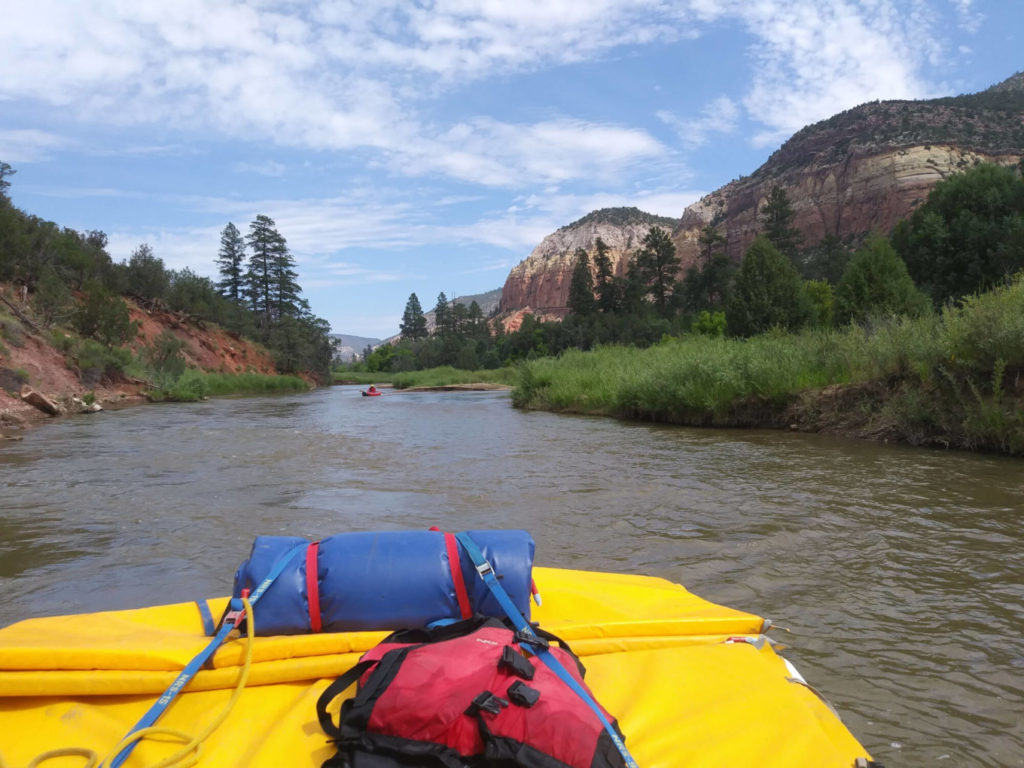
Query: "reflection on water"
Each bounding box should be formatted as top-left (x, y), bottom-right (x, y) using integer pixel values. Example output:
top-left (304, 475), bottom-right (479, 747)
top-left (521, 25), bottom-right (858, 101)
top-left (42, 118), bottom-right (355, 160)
top-left (1, 386), bottom-right (1022, 766)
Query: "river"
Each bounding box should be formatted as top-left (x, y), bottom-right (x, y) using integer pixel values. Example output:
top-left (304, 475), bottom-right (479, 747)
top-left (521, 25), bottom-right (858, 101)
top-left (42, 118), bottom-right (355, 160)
top-left (1, 386), bottom-right (1022, 766)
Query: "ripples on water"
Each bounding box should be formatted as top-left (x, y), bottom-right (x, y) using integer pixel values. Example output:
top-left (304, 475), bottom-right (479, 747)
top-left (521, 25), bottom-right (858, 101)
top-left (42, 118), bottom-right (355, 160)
top-left (1, 387), bottom-right (1022, 766)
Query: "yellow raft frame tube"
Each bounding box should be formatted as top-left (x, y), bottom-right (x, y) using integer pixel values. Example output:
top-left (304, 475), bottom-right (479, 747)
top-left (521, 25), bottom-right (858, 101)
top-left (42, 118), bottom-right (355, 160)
top-left (0, 568), bottom-right (874, 768)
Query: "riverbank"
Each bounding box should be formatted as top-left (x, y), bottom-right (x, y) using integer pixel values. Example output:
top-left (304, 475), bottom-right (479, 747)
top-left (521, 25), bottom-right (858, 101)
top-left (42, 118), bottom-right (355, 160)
top-left (512, 275), bottom-right (1024, 455)
top-left (0, 286), bottom-right (306, 432)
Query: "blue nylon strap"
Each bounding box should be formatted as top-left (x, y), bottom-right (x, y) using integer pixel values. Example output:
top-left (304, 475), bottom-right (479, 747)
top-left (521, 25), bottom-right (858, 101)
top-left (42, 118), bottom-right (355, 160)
top-left (195, 599), bottom-right (216, 636)
top-left (454, 532), bottom-right (639, 768)
top-left (110, 543), bottom-right (306, 768)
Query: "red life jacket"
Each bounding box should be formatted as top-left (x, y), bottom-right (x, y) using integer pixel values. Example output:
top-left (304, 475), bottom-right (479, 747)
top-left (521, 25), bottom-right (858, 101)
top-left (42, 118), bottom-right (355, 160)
top-left (316, 616), bottom-right (628, 768)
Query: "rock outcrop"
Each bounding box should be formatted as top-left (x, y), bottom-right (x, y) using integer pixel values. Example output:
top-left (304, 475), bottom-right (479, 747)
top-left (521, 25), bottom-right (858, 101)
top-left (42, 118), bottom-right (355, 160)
top-left (497, 72), bottom-right (1024, 315)
top-left (674, 72), bottom-right (1024, 266)
top-left (499, 208), bottom-right (678, 317)
top-left (673, 145), bottom-right (1023, 268)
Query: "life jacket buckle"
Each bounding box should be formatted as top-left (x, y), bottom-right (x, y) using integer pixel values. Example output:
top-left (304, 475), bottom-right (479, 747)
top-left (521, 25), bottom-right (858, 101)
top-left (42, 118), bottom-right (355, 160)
top-left (466, 690), bottom-right (509, 716)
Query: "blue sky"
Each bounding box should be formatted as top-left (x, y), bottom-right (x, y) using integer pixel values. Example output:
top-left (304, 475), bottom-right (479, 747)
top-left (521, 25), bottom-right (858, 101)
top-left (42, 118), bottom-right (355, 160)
top-left (1, 1), bottom-right (1019, 338)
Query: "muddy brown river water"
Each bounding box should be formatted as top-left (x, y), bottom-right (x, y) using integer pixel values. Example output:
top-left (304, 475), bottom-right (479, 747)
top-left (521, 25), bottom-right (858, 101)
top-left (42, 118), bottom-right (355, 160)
top-left (1, 386), bottom-right (1022, 766)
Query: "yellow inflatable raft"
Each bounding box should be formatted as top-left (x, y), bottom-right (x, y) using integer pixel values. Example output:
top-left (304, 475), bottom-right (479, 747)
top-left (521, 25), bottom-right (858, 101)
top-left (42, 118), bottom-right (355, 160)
top-left (0, 567), bottom-right (875, 767)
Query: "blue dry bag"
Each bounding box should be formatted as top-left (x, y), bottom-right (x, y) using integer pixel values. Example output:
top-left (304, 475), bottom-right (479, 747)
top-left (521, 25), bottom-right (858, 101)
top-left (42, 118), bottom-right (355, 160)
top-left (231, 529), bottom-right (535, 635)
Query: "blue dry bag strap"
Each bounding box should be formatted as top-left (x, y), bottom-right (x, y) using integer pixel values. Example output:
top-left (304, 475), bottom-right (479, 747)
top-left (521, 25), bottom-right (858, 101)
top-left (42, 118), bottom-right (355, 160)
top-left (110, 543), bottom-right (307, 768)
top-left (454, 532), bottom-right (639, 768)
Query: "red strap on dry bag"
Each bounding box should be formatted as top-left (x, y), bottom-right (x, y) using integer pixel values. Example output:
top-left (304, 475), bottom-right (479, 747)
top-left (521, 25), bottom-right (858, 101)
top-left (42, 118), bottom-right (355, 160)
top-left (306, 541), bottom-right (322, 633)
top-left (430, 526), bottom-right (473, 619)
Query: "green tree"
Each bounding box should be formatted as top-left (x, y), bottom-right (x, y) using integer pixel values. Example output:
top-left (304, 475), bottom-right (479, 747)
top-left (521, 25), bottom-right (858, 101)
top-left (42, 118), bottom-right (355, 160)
top-left (433, 292), bottom-right (450, 337)
top-left (681, 253), bottom-right (734, 313)
top-left (216, 222), bottom-right (247, 303)
top-left (592, 237), bottom-right (619, 313)
top-left (567, 248), bottom-right (597, 316)
top-left (74, 279), bottom-right (139, 347)
top-left (32, 264), bottom-right (73, 328)
top-left (466, 300), bottom-right (487, 338)
top-left (834, 234), bottom-right (930, 324)
top-left (697, 224), bottom-right (726, 266)
top-left (245, 214), bottom-right (286, 323)
top-left (802, 279), bottom-right (835, 327)
top-left (400, 292), bottom-right (428, 340)
top-left (126, 243), bottom-right (169, 302)
top-left (727, 236), bottom-right (814, 336)
top-left (891, 163), bottom-right (1024, 304)
top-left (0, 161), bottom-right (15, 201)
top-left (759, 185), bottom-right (803, 263)
top-left (800, 233), bottom-right (850, 284)
top-left (633, 227), bottom-right (681, 317)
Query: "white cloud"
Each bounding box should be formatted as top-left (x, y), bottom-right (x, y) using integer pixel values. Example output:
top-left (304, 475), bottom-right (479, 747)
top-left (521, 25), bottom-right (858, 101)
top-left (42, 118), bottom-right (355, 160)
top-left (727, 0), bottom-right (938, 146)
top-left (0, 130), bottom-right (72, 162)
top-left (658, 96), bottom-right (740, 148)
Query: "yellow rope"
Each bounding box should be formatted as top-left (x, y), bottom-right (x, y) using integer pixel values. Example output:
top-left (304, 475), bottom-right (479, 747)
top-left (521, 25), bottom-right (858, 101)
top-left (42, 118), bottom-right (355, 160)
top-left (2, 596), bottom-right (256, 768)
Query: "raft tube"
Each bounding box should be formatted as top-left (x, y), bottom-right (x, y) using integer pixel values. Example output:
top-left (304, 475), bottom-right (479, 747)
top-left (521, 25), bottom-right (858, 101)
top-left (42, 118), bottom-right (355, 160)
top-left (0, 567), bottom-right (878, 768)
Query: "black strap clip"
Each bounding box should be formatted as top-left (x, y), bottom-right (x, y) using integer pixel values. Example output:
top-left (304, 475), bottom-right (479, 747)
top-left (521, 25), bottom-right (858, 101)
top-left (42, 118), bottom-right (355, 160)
top-left (466, 691), bottom-right (509, 717)
top-left (499, 645), bottom-right (536, 680)
top-left (507, 680), bottom-right (541, 708)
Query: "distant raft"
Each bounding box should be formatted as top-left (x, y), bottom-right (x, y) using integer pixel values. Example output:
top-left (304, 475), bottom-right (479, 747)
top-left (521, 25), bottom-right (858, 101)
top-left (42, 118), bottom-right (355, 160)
top-left (0, 567), bottom-right (879, 768)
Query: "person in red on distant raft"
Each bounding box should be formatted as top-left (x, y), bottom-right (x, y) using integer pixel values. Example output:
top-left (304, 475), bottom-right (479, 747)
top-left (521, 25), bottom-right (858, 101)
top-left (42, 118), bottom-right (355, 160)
top-left (368, 385), bottom-right (377, 393)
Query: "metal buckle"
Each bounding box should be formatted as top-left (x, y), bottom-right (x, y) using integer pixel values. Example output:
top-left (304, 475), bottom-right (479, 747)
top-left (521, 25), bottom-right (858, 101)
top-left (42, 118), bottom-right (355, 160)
top-left (474, 561), bottom-right (494, 578)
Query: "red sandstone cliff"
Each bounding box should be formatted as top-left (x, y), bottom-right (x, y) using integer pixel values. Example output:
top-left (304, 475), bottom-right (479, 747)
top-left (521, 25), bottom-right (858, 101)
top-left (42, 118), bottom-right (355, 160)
top-left (499, 208), bottom-right (677, 318)
top-left (499, 73), bottom-right (1024, 316)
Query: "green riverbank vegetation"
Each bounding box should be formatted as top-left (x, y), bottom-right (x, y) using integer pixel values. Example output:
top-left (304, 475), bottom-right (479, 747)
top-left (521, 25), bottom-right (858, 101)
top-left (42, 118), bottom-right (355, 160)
top-left (1, 161), bottom-right (333, 400)
top-left (146, 370), bottom-right (309, 402)
top-left (512, 272), bottom-right (1024, 453)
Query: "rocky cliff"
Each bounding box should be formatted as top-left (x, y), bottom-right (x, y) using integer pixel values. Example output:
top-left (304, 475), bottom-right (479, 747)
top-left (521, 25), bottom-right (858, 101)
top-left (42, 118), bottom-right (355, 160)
top-left (498, 73), bottom-right (1024, 315)
top-left (673, 72), bottom-right (1024, 266)
top-left (499, 208), bottom-right (677, 317)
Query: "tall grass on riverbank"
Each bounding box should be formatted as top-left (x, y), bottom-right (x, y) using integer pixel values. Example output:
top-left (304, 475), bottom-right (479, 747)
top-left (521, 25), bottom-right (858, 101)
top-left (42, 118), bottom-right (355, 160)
top-left (151, 370), bottom-right (309, 402)
top-left (513, 274), bottom-right (1024, 454)
top-left (391, 366), bottom-right (517, 389)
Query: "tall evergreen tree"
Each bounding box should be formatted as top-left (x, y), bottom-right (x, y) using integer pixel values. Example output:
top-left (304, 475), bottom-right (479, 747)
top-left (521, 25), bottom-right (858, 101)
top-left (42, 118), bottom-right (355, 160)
top-left (466, 300), bottom-right (487, 337)
top-left (592, 237), bottom-right (618, 313)
top-left (216, 222), bottom-right (247, 303)
top-left (759, 186), bottom-right (803, 263)
top-left (727, 236), bottom-right (814, 336)
top-left (633, 227), bottom-right (681, 317)
top-left (270, 244), bottom-right (302, 320)
top-left (567, 248), bottom-right (597, 316)
top-left (400, 292), bottom-right (428, 340)
top-left (697, 224), bottom-right (726, 266)
top-left (433, 292), bottom-right (450, 336)
top-left (245, 215), bottom-right (287, 323)
top-left (0, 161), bottom-right (15, 201)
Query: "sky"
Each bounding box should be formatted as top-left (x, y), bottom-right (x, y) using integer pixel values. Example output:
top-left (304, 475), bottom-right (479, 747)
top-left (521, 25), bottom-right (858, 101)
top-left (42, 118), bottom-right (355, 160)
top-left (0, 1), bottom-right (1020, 339)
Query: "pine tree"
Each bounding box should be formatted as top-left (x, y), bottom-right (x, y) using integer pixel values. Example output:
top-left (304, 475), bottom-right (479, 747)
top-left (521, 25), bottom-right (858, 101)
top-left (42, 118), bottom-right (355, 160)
top-left (216, 222), bottom-right (247, 303)
top-left (567, 248), bottom-right (597, 316)
top-left (592, 237), bottom-right (618, 313)
top-left (0, 161), bottom-right (15, 201)
top-left (759, 186), bottom-right (803, 263)
top-left (697, 224), bottom-right (726, 266)
top-left (400, 293), bottom-right (428, 340)
top-left (245, 215), bottom-right (287, 323)
top-left (633, 227), bottom-right (681, 317)
top-left (433, 292), bottom-right (450, 336)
